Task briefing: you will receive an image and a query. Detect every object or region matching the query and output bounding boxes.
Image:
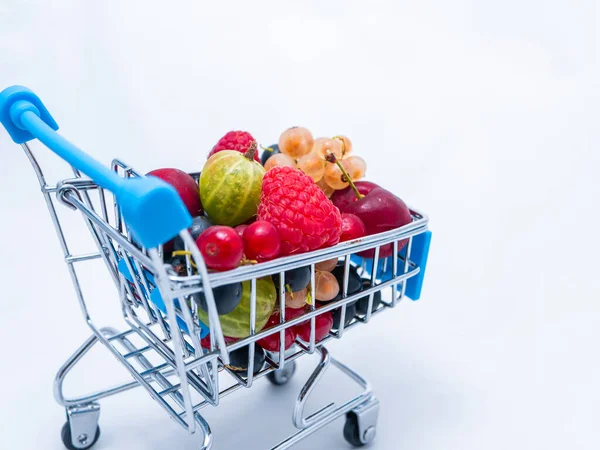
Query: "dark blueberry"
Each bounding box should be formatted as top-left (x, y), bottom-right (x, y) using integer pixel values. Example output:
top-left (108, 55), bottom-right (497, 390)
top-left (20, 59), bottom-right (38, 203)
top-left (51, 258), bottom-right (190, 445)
top-left (331, 301), bottom-right (357, 331)
top-left (331, 263), bottom-right (362, 301)
top-left (261, 144), bottom-right (280, 166)
top-left (173, 216), bottom-right (213, 251)
top-left (226, 345), bottom-right (266, 378)
top-left (356, 279), bottom-right (382, 315)
top-left (193, 282), bottom-right (242, 315)
top-left (274, 266), bottom-right (311, 292)
top-left (189, 172), bottom-right (201, 184)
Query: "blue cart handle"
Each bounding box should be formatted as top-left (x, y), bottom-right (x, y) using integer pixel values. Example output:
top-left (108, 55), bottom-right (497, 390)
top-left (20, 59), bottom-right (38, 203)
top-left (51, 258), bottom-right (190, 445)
top-left (0, 86), bottom-right (192, 248)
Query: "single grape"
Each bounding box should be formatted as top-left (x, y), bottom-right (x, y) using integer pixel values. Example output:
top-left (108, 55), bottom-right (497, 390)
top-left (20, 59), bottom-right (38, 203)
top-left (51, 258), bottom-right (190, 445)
top-left (316, 177), bottom-right (335, 198)
top-left (315, 258), bottom-right (338, 272)
top-left (314, 271), bottom-right (340, 301)
top-left (331, 301), bottom-right (357, 331)
top-left (343, 155), bottom-right (367, 181)
top-left (194, 282), bottom-right (243, 315)
top-left (261, 144), bottom-right (280, 166)
top-left (313, 137), bottom-right (343, 160)
top-left (273, 266), bottom-right (311, 292)
top-left (196, 226), bottom-right (244, 271)
top-left (356, 279), bottom-right (382, 315)
top-left (295, 310), bottom-right (333, 343)
top-left (279, 127), bottom-right (314, 158)
top-left (285, 288), bottom-right (308, 308)
top-left (333, 135), bottom-right (352, 157)
top-left (285, 266), bottom-right (311, 292)
top-left (226, 345), bottom-right (266, 377)
top-left (264, 153), bottom-right (296, 171)
top-left (330, 263), bottom-right (362, 301)
top-left (324, 161), bottom-right (349, 190)
top-left (297, 152), bottom-right (325, 182)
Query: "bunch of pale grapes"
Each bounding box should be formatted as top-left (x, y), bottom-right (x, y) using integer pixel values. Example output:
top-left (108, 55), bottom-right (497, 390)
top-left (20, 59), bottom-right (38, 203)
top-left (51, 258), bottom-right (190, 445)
top-left (265, 127), bottom-right (367, 197)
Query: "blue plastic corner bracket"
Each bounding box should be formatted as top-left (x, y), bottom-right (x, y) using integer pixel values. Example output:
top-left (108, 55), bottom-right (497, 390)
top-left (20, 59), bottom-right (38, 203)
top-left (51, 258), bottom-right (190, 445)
top-left (351, 230), bottom-right (432, 300)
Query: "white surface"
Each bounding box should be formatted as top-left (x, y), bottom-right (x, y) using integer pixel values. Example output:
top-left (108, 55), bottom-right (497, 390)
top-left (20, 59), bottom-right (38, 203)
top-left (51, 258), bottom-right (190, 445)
top-left (1, 1), bottom-right (599, 449)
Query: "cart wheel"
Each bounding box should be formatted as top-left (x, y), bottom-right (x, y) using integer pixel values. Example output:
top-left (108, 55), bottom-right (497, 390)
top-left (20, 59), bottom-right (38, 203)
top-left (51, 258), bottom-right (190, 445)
top-left (343, 411), bottom-right (376, 447)
top-left (61, 421), bottom-right (100, 450)
top-left (267, 360), bottom-right (296, 386)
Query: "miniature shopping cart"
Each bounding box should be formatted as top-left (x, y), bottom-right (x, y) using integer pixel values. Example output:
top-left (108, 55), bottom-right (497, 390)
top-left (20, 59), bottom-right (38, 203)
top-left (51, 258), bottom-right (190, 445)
top-left (0, 86), bottom-right (432, 450)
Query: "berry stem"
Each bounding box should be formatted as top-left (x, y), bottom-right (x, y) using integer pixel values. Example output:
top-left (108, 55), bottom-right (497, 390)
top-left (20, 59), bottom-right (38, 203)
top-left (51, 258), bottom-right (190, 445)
top-left (244, 141), bottom-right (258, 161)
top-left (325, 153), bottom-right (364, 200)
top-left (332, 136), bottom-right (346, 156)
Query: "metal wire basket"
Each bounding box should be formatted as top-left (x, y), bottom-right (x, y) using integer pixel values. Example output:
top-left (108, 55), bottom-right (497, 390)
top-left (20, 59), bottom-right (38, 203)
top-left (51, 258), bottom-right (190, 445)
top-left (0, 86), bottom-right (432, 450)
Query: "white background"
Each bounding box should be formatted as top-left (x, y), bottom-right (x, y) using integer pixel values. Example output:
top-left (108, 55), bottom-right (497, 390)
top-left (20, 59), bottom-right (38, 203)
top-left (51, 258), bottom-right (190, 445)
top-left (1, 1), bottom-right (599, 449)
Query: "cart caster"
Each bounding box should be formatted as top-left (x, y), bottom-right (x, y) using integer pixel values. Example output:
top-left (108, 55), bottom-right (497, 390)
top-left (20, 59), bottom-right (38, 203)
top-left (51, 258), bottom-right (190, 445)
top-left (343, 398), bottom-right (379, 447)
top-left (267, 361), bottom-right (296, 386)
top-left (62, 403), bottom-right (101, 450)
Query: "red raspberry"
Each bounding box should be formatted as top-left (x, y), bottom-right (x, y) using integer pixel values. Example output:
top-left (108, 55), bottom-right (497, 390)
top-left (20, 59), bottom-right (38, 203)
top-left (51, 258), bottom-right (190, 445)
top-left (208, 130), bottom-right (260, 162)
top-left (258, 166), bottom-right (342, 256)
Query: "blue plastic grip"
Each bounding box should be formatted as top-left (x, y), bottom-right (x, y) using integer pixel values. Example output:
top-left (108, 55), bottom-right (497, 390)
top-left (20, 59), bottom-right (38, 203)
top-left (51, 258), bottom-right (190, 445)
top-left (0, 85), bottom-right (59, 143)
top-left (0, 85), bottom-right (192, 248)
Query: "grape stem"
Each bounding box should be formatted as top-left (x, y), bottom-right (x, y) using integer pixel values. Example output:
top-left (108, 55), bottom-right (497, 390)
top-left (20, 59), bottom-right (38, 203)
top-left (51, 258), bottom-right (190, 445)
top-left (332, 136), bottom-right (346, 156)
top-left (245, 141), bottom-right (258, 161)
top-left (325, 153), bottom-right (364, 200)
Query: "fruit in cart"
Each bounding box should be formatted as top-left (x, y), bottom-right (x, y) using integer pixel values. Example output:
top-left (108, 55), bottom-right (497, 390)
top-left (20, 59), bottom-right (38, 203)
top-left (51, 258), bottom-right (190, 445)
top-left (242, 221), bottom-right (281, 262)
top-left (316, 177), bottom-right (335, 198)
top-left (279, 127), bottom-right (314, 158)
top-left (323, 157), bottom-right (365, 190)
top-left (200, 144), bottom-right (265, 227)
top-left (196, 226), bottom-right (244, 271)
top-left (323, 160), bottom-right (349, 190)
top-left (172, 216), bottom-right (214, 251)
top-left (146, 168), bottom-right (203, 217)
top-left (295, 310), bottom-right (333, 343)
top-left (332, 135), bottom-right (352, 157)
top-left (341, 156), bottom-right (367, 182)
top-left (315, 258), bottom-right (338, 272)
top-left (285, 288), bottom-right (309, 308)
top-left (234, 224), bottom-right (248, 237)
top-left (331, 301), bottom-right (357, 331)
top-left (264, 153), bottom-right (296, 171)
top-left (356, 279), bottom-right (382, 315)
top-left (286, 306), bottom-right (308, 321)
top-left (330, 181), bottom-right (379, 211)
top-left (257, 309), bottom-right (296, 352)
top-left (208, 130), bottom-right (260, 162)
top-left (226, 345), bottom-right (266, 377)
top-left (200, 334), bottom-right (239, 349)
top-left (261, 144), bottom-right (280, 166)
top-left (329, 170), bottom-right (412, 257)
top-left (257, 166), bottom-right (342, 255)
top-left (331, 263), bottom-right (363, 301)
top-left (193, 282), bottom-right (243, 316)
top-left (314, 271), bottom-right (340, 301)
top-left (274, 266), bottom-right (311, 292)
top-left (340, 213), bottom-right (367, 242)
top-left (297, 152), bottom-right (325, 182)
top-left (198, 277), bottom-right (276, 338)
top-left (313, 137), bottom-right (343, 160)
